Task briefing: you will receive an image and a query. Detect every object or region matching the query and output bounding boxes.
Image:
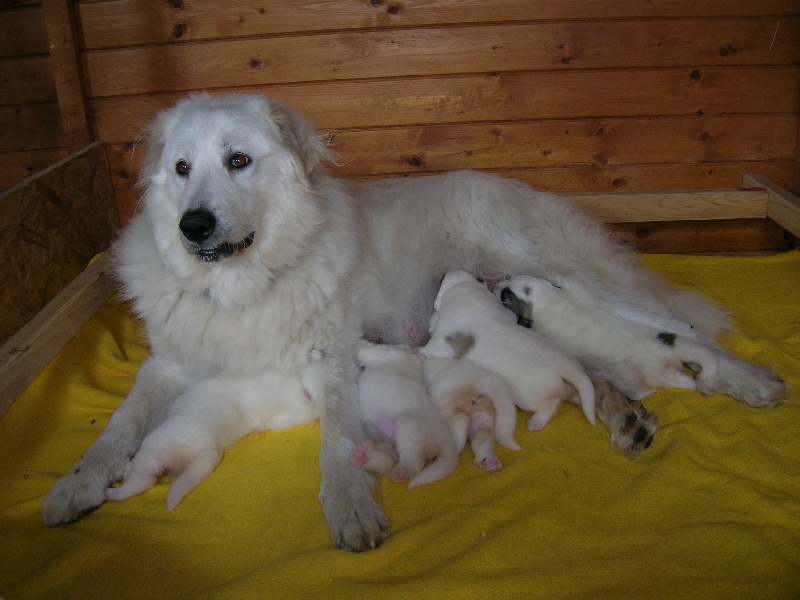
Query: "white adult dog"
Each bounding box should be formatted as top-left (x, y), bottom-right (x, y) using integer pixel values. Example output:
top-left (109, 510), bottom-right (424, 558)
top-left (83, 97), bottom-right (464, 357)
top-left (42, 93), bottom-right (788, 551)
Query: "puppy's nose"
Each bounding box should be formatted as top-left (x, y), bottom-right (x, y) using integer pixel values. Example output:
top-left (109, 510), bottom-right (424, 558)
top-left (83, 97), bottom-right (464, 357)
top-left (500, 288), bottom-right (514, 303)
top-left (179, 209), bottom-right (216, 242)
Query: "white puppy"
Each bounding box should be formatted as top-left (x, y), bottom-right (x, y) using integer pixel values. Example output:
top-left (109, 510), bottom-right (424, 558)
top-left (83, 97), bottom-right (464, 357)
top-left (423, 357), bottom-right (520, 472)
top-left (497, 275), bottom-right (720, 400)
top-left (105, 368), bottom-right (320, 511)
top-left (421, 271), bottom-right (597, 432)
top-left (351, 342), bottom-right (459, 488)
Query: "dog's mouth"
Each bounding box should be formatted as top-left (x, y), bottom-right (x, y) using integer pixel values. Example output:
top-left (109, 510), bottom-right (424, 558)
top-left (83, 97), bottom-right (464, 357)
top-left (193, 232), bottom-right (255, 262)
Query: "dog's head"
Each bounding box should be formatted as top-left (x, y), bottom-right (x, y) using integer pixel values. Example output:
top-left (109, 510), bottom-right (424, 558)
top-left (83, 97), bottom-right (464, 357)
top-left (137, 93), bottom-right (333, 305)
top-left (433, 270), bottom-right (482, 311)
top-left (496, 275), bottom-right (560, 329)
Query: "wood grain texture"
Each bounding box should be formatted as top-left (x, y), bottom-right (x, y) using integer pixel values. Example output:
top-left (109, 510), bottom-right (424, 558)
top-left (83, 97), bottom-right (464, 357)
top-left (0, 5), bottom-right (47, 57)
top-left (745, 173), bottom-right (800, 238)
top-left (0, 251), bottom-right (117, 414)
top-left (91, 67), bottom-right (800, 142)
top-left (83, 18), bottom-right (800, 97)
top-left (76, 0), bottom-right (800, 50)
top-left (0, 142), bottom-right (118, 346)
top-left (0, 149), bottom-right (69, 192)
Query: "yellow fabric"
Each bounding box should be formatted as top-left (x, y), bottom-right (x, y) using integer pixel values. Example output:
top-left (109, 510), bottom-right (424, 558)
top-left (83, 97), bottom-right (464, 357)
top-left (1, 252), bottom-right (799, 599)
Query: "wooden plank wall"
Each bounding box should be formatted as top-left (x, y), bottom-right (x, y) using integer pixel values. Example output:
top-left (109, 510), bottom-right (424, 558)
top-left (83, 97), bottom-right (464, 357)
top-left (2, 0), bottom-right (800, 249)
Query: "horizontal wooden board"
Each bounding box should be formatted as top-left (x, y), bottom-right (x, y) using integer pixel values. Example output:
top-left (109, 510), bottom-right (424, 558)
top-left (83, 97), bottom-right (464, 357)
top-left (0, 148), bottom-right (69, 191)
top-left (84, 18), bottom-right (800, 97)
top-left (77, 0), bottom-right (800, 50)
top-left (91, 67), bottom-right (800, 142)
top-left (0, 55), bottom-right (55, 105)
top-left (0, 103), bottom-right (62, 153)
top-left (0, 5), bottom-right (47, 57)
top-left (569, 189), bottom-right (768, 222)
top-left (109, 162), bottom-right (796, 228)
top-left (611, 218), bottom-right (793, 253)
top-left (322, 115), bottom-right (798, 176)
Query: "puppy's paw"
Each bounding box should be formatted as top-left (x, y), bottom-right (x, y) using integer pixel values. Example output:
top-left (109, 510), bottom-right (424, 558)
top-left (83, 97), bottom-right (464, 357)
top-left (476, 456), bottom-right (502, 472)
top-left (594, 380), bottom-right (658, 458)
top-left (42, 465), bottom-right (115, 526)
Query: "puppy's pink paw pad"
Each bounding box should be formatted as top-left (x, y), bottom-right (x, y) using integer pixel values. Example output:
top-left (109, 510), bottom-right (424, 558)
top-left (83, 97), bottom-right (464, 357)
top-left (390, 467), bottom-right (411, 483)
top-left (478, 457), bottom-right (502, 472)
top-left (349, 444), bottom-right (370, 469)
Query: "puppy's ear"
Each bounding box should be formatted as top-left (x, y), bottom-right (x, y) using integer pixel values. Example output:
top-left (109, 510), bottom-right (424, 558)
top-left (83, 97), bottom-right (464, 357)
top-left (269, 101), bottom-right (333, 178)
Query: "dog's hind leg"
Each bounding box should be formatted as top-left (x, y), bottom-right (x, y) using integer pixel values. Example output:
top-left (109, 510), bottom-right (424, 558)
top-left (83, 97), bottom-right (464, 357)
top-left (42, 357), bottom-right (187, 526)
top-left (695, 348), bottom-right (788, 408)
top-left (593, 379), bottom-right (658, 457)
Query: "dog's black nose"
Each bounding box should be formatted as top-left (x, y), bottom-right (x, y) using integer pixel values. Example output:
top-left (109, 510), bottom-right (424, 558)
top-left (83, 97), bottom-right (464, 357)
top-left (179, 209), bottom-right (216, 242)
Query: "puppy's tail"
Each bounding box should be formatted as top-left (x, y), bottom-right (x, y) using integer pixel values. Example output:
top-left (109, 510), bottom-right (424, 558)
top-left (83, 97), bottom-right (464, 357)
top-left (568, 370), bottom-right (597, 427)
top-left (408, 440), bottom-right (459, 489)
top-left (478, 376), bottom-right (521, 451)
top-left (672, 336), bottom-right (719, 382)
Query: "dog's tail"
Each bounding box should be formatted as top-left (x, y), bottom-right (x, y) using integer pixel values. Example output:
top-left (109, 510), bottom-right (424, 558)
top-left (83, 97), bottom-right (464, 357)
top-left (407, 439), bottom-right (459, 489)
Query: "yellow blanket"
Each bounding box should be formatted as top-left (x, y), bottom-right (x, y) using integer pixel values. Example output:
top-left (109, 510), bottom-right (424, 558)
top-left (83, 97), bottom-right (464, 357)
top-left (1, 252), bottom-right (799, 599)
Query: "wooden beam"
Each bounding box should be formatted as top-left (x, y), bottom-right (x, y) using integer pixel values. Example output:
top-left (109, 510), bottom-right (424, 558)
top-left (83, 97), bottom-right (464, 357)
top-left (568, 189), bottom-right (768, 223)
top-left (0, 252), bottom-right (116, 416)
top-left (744, 173), bottom-right (800, 239)
top-left (42, 0), bottom-right (92, 153)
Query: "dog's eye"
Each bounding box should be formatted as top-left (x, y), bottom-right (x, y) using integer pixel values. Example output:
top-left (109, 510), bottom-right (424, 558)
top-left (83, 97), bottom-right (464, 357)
top-left (175, 160), bottom-right (190, 176)
top-left (229, 153), bottom-right (251, 170)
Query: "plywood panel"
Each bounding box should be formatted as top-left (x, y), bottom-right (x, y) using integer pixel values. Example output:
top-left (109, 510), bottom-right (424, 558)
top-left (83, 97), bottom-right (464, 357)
top-left (84, 18), bottom-right (800, 97)
top-left (0, 149), bottom-right (69, 191)
top-left (91, 67), bottom-right (800, 142)
top-left (0, 142), bottom-right (118, 345)
top-left (77, 0), bottom-right (800, 49)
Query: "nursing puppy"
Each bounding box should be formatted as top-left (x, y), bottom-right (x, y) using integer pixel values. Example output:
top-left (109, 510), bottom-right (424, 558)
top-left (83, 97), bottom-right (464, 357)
top-left (497, 275), bottom-right (720, 400)
top-left (422, 271), bottom-right (597, 431)
top-left (105, 370), bottom-right (319, 511)
top-left (351, 342), bottom-right (458, 487)
top-left (423, 357), bottom-right (520, 472)
top-left (42, 93), bottom-right (788, 552)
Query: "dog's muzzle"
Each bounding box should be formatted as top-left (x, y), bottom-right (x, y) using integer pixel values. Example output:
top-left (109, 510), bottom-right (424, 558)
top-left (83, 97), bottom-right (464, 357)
top-left (179, 209), bottom-right (255, 262)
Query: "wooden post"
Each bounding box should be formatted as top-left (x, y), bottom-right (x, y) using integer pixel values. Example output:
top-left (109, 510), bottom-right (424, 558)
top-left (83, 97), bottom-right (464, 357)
top-left (42, 0), bottom-right (92, 153)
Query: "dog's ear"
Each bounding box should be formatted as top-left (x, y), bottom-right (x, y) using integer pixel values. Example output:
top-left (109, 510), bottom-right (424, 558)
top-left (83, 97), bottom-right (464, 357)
top-left (269, 101), bottom-right (333, 179)
top-left (138, 98), bottom-right (193, 189)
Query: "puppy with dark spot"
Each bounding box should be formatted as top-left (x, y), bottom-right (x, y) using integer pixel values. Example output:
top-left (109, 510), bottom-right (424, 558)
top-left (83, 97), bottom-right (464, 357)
top-left (421, 271), bottom-right (596, 431)
top-left (497, 275), bottom-right (720, 400)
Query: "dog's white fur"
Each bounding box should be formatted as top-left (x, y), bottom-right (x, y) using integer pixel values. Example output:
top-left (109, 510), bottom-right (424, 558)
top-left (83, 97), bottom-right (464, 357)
top-left (41, 93), bottom-right (788, 551)
top-left (497, 275), bottom-right (720, 400)
top-left (104, 370), bottom-right (318, 511)
top-left (423, 357), bottom-right (520, 472)
top-left (422, 271), bottom-right (597, 431)
top-left (351, 342), bottom-right (458, 487)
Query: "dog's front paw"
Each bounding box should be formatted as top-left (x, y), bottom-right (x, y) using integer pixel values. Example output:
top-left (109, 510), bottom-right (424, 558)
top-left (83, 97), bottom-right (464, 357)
top-left (593, 380), bottom-right (658, 458)
top-left (42, 466), bottom-right (112, 526)
top-left (319, 471), bottom-right (390, 551)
